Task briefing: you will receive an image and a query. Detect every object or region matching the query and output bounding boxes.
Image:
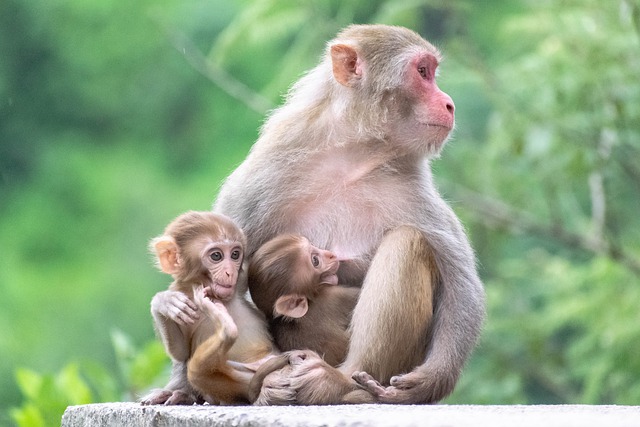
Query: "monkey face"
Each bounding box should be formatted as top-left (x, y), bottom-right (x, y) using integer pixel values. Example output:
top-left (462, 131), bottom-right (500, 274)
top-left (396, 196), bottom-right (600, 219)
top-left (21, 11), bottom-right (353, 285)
top-left (307, 244), bottom-right (340, 287)
top-left (199, 240), bottom-right (244, 301)
top-left (383, 53), bottom-right (455, 157)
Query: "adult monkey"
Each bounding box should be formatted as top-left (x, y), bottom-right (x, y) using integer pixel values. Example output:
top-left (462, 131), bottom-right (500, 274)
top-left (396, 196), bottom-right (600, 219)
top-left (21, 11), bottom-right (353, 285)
top-left (214, 24), bottom-right (485, 404)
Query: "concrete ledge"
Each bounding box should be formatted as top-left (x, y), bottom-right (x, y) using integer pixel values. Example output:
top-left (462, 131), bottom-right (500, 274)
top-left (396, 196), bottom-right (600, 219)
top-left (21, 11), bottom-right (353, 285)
top-left (62, 402), bottom-right (640, 427)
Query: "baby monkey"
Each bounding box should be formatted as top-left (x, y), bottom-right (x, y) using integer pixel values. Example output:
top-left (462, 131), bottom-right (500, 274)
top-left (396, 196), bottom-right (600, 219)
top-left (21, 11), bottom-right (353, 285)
top-left (142, 213), bottom-right (375, 406)
top-left (141, 211), bottom-right (274, 405)
top-left (248, 234), bottom-right (360, 367)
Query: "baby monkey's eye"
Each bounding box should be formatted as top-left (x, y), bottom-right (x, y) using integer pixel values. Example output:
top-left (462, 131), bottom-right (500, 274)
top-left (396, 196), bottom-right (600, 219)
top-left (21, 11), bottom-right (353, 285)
top-left (311, 255), bottom-right (320, 267)
top-left (231, 250), bottom-right (241, 260)
top-left (210, 251), bottom-right (223, 262)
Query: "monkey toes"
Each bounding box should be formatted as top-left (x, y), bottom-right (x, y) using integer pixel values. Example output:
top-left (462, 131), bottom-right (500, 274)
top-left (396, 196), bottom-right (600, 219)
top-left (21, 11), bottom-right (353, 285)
top-left (352, 371), bottom-right (395, 400)
top-left (140, 389), bottom-right (203, 406)
top-left (350, 370), bottom-right (453, 404)
top-left (140, 389), bottom-right (174, 405)
top-left (389, 372), bottom-right (423, 389)
top-left (164, 389), bottom-right (204, 405)
top-left (383, 371), bottom-right (455, 404)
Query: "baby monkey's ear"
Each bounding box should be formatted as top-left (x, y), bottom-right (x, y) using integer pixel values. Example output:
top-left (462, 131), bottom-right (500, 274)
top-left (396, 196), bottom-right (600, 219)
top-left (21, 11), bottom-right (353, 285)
top-left (274, 294), bottom-right (309, 319)
top-left (151, 236), bottom-right (180, 275)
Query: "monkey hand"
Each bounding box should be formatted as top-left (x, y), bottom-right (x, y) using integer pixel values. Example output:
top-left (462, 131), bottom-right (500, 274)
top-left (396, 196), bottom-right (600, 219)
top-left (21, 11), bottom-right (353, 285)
top-left (194, 287), bottom-right (239, 339)
top-left (152, 290), bottom-right (200, 326)
top-left (202, 286), bottom-right (217, 301)
top-left (380, 368), bottom-right (457, 404)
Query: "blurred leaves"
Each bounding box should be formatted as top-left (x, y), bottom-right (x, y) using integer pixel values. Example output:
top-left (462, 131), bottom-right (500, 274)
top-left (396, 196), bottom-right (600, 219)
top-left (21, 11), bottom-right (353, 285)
top-left (111, 329), bottom-right (168, 398)
top-left (12, 364), bottom-right (101, 427)
top-left (10, 330), bottom-right (166, 427)
top-left (2, 0), bottom-right (640, 425)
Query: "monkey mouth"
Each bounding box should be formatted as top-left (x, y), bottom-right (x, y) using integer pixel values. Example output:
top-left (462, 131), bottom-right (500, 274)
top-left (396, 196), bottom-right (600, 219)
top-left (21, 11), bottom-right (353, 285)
top-left (207, 282), bottom-right (235, 300)
top-left (319, 261), bottom-right (340, 286)
top-left (215, 282), bottom-right (233, 289)
top-left (319, 272), bottom-right (339, 286)
top-left (213, 283), bottom-right (234, 295)
top-left (421, 122), bottom-right (452, 131)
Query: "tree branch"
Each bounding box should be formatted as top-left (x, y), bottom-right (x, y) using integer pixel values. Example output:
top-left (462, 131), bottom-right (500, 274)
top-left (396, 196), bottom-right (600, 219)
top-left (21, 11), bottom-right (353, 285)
top-left (588, 127), bottom-right (615, 248)
top-left (155, 21), bottom-right (275, 115)
top-left (445, 183), bottom-right (640, 277)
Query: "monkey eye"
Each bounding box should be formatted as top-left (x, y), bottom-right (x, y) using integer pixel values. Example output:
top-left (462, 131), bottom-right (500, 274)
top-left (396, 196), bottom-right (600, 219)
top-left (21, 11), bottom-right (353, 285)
top-left (311, 255), bottom-right (320, 268)
top-left (418, 66), bottom-right (428, 79)
top-left (231, 250), bottom-right (241, 261)
top-left (210, 251), bottom-right (223, 262)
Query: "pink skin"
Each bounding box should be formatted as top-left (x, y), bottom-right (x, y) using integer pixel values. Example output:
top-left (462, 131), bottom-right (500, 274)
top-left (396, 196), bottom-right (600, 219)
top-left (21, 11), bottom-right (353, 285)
top-left (200, 241), bottom-right (243, 301)
top-left (309, 246), bottom-right (340, 286)
top-left (389, 52), bottom-right (455, 157)
top-left (158, 242), bottom-right (243, 328)
top-left (409, 53), bottom-right (455, 130)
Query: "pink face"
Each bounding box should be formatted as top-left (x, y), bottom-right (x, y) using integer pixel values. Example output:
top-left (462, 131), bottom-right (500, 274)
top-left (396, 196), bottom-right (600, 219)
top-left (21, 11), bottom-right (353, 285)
top-left (310, 246), bottom-right (340, 286)
top-left (411, 53), bottom-right (455, 128)
top-left (391, 52), bottom-right (455, 156)
top-left (200, 240), bottom-right (244, 301)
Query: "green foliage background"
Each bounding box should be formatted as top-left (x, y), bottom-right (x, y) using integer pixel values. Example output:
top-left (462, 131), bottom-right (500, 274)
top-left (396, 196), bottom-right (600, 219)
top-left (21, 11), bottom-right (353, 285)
top-left (1, 0), bottom-right (639, 425)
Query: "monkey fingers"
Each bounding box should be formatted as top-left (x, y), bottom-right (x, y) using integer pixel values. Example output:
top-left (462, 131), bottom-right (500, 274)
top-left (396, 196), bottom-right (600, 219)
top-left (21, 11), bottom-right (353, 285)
top-left (168, 306), bottom-right (198, 326)
top-left (195, 291), bottom-right (239, 338)
top-left (163, 291), bottom-right (200, 325)
top-left (202, 286), bottom-right (217, 300)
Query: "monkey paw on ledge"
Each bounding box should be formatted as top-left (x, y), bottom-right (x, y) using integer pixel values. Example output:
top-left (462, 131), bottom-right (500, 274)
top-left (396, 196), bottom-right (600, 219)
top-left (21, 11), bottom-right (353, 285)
top-left (61, 402), bottom-right (639, 427)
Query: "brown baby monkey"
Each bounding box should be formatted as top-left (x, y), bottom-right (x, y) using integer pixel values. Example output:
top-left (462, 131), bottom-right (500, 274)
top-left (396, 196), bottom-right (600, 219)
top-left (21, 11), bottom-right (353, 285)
top-left (248, 234), bottom-right (360, 367)
top-left (141, 211), bottom-right (275, 405)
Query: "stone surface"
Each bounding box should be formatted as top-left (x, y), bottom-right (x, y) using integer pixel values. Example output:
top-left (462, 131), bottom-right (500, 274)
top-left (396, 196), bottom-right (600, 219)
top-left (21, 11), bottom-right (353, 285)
top-left (62, 402), bottom-right (640, 427)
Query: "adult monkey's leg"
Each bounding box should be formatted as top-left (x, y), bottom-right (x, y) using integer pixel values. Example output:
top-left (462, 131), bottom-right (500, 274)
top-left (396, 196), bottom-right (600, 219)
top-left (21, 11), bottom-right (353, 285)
top-left (341, 226), bottom-right (437, 388)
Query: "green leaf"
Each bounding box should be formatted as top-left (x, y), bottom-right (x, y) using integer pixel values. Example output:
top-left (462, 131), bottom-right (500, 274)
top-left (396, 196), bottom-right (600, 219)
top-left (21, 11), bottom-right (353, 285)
top-left (57, 364), bottom-right (93, 405)
top-left (10, 403), bottom-right (45, 427)
top-left (129, 341), bottom-right (170, 391)
top-left (15, 369), bottom-right (43, 401)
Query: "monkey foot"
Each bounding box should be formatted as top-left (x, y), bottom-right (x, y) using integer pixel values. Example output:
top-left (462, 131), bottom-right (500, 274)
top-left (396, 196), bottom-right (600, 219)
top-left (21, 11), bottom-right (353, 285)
top-left (140, 389), bottom-right (173, 405)
top-left (351, 371), bottom-right (395, 400)
top-left (369, 371), bottom-right (451, 404)
top-left (140, 389), bottom-right (203, 406)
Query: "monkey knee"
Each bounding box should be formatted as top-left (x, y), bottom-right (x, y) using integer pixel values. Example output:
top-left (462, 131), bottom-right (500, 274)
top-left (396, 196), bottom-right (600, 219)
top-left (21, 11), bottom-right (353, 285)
top-left (387, 225), bottom-right (422, 238)
top-left (383, 225), bottom-right (427, 250)
top-left (375, 225), bottom-right (433, 269)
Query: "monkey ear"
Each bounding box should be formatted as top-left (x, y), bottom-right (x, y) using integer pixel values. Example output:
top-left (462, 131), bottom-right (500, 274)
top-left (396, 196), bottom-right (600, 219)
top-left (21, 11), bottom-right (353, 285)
top-left (152, 236), bottom-right (180, 275)
top-left (330, 44), bottom-right (363, 87)
top-left (274, 295), bottom-right (309, 319)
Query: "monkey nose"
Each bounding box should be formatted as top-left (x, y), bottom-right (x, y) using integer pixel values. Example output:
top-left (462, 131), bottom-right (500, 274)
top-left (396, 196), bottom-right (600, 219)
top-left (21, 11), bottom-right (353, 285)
top-left (446, 101), bottom-right (455, 115)
top-left (444, 96), bottom-right (455, 115)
